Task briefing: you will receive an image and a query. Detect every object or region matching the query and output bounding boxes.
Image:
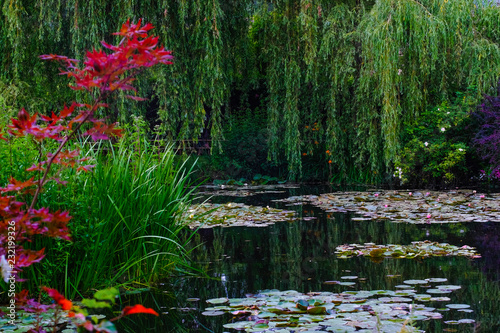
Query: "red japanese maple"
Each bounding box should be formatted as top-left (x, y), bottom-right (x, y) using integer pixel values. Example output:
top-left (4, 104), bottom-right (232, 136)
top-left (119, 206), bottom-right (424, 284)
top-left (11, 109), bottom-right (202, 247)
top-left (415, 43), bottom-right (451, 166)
top-left (0, 19), bottom-right (173, 283)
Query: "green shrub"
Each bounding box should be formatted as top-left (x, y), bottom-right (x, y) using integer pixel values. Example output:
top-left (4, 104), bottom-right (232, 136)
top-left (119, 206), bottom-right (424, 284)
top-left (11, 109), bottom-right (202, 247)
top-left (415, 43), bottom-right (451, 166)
top-left (395, 90), bottom-right (476, 187)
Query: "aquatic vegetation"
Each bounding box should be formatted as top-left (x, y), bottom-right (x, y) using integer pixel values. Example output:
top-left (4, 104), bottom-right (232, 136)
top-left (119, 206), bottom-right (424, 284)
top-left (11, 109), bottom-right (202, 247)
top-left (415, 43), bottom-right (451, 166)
top-left (335, 241), bottom-right (480, 260)
top-left (203, 286), bottom-right (474, 332)
top-left (275, 191), bottom-right (500, 223)
top-left (196, 184), bottom-right (299, 198)
top-left (0, 287), bottom-right (158, 332)
top-left (186, 203), bottom-right (297, 229)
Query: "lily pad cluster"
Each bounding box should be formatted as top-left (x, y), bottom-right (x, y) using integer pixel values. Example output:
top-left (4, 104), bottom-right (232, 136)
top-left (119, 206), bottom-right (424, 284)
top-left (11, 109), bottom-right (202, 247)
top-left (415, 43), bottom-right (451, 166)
top-left (335, 241), bottom-right (481, 260)
top-left (203, 286), bottom-right (474, 333)
top-left (275, 191), bottom-right (500, 223)
top-left (0, 308), bottom-right (79, 333)
top-left (186, 203), bottom-right (297, 229)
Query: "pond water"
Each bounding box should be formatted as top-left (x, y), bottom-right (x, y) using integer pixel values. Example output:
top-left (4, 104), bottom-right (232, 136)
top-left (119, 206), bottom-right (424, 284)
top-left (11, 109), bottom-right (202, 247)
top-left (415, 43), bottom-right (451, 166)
top-left (121, 186), bottom-right (500, 333)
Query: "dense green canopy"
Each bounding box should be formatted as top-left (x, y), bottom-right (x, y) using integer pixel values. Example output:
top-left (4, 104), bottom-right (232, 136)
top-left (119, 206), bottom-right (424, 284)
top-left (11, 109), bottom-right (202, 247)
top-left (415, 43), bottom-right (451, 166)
top-left (1, 0), bottom-right (499, 179)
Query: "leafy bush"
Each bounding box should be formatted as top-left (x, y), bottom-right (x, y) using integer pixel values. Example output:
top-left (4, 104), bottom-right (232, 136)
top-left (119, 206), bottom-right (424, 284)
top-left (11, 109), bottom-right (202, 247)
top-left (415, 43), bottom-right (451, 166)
top-left (395, 90), bottom-right (476, 187)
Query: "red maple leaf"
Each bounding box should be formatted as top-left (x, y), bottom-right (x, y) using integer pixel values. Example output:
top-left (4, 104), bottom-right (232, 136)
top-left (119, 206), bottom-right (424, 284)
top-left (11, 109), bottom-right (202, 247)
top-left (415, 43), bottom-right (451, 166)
top-left (85, 122), bottom-right (123, 140)
top-left (113, 19), bottom-right (154, 39)
top-left (77, 164), bottom-right (96, 173)
top-left (121, 304), bottom-right (159, 317)
top-left (0, 177), bottom-right (36, 193)
top-left (43, 287), bottom-right (73, 310)
top-left (15, 290), bottom-right (30, 306)
top-left (16, 248), bottom-right (46, 268)
top-left (8, 108), bottom-right (38, 137)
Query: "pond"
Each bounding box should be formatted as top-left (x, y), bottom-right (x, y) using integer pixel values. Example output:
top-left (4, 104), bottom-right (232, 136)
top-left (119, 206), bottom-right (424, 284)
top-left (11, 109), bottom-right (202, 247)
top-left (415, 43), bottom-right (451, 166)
top-left (121, 185), bottom-right (500, 333)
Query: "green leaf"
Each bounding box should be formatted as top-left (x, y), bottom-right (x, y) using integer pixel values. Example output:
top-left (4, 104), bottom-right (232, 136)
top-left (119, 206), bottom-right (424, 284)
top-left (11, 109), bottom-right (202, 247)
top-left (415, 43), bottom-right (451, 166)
top-left (94, 288), bottom-right (119, 303)
top-left (82, 299), bottom-right (111, 309)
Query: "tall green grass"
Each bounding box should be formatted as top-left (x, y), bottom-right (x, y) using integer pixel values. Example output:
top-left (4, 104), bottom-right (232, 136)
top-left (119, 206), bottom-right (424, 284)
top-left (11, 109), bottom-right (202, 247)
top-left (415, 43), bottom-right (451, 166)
top-left (4, 136), bottom-right (200, 300)
top-left (65, 141), bottom-right (197, 294)
top-left (64, 141), bottom-right (199, 297)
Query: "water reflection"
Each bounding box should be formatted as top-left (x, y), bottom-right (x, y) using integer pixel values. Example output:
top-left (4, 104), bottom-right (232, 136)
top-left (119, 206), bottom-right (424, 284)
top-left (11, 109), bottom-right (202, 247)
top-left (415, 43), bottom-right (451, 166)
top-left (120, 194), bottom-right (500, 333)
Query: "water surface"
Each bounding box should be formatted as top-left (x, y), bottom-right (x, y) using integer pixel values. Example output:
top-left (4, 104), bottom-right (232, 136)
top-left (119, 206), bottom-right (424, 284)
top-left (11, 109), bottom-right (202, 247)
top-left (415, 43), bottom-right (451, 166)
top-left (122, 186), bottom-right (500, 332)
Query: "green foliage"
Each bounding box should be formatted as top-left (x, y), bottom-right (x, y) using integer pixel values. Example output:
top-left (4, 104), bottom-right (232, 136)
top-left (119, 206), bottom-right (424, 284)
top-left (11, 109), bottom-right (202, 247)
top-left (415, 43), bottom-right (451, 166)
top-left (2, 0), bottom-right (500, 181)
top-left (395, 90), bottom-right (476, 186)
top-left (20, 140), bottom-right (198, 298)
top-left (197, 107), bottom-right (286, 180)
top-left (66, 141), bottom-right (197, 296)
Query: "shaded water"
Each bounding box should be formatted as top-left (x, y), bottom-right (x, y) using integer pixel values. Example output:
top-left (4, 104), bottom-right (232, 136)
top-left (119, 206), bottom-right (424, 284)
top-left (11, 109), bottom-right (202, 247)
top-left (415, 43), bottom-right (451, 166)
top-left (121, 186), bottom-right (500, 332)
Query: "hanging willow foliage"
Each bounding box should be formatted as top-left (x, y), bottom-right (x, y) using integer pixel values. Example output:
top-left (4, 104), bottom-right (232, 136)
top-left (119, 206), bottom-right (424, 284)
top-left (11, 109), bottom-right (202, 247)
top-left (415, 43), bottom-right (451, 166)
top-left (0, 0), bottom-right (253, 146)
top-left (253, 0), bottom-right (500, 179)
top-left (1, 0), bottom-right (499, 180)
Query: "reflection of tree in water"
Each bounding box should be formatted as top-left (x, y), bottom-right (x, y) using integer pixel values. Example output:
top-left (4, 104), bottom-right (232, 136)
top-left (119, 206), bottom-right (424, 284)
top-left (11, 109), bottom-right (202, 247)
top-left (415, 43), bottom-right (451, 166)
top-left (471, 223), bottom-right (500, 279)
top-left (149, 203), bottom-right (500, 332)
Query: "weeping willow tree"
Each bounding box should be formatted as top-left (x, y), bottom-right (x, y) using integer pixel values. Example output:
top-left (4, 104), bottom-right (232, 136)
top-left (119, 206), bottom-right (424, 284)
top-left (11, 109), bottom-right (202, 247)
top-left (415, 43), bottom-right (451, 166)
top-left (1, 0), bottom-right (500, 180)
top-left (252, 0), bottom-right (500, 180)
top-left (355, 0), bottom-right (500, 175)
top-left (0, 0), bottom-right (254, 144)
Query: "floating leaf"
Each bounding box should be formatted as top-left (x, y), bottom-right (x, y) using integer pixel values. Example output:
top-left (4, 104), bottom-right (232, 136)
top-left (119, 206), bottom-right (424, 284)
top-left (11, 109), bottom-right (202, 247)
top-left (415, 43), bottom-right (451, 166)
top-left (202, 311), bottom-right (225, 316)
top-left (403, 280), bottom-right (428, 285)
top-left (437, 285), bottom-right (462, 291)
top-left (206, 298), bottom-right (229, 305)
top-left (457, 319), bottom-right (475, 324)
top-left (426, 278), bottom-right (448, 283)
top-left (446, 304), bottom-right (470, 309)
top-left (307, 307), bottom-right (327, 315)
top-left (426, 289), bottom-right (452, 294)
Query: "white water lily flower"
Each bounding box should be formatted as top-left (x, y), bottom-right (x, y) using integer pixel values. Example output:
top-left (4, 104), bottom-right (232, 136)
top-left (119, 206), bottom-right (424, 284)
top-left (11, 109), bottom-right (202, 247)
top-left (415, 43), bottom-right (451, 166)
top-left (1, 255), bottom-right (12, 283)
top-left (424, 142), bottom-right (429, 146)
top-left (459, 148), bottom-right (463, 151)
top-left (441, 127), bottom-right (446, 132)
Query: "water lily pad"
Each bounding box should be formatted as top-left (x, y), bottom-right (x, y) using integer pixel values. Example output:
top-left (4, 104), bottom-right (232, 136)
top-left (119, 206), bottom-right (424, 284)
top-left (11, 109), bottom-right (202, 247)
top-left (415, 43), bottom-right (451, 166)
top-left (202, 310), bottom-right (225, 316)
top-left (206, 297), bottom-right (229, 305)
top-left (426, 278), bottom-right (448, 283)
top-left (426, 289), bottom-right (453, 294)
top-left (458, 319), bottom-right (475, 324)
top-left (446, 304), bottom-right (470, 309)
top-left (338, 282), bottom-right (356, 286)
top-left (437, 285), bottom-right (461, 291)
top-left (403, 280), bottom-right (428, 285)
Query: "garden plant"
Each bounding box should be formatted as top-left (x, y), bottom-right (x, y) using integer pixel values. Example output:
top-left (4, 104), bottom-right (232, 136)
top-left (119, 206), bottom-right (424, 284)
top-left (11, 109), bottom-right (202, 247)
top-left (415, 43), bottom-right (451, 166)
top-left (1, 19), bottom-right (173, 332)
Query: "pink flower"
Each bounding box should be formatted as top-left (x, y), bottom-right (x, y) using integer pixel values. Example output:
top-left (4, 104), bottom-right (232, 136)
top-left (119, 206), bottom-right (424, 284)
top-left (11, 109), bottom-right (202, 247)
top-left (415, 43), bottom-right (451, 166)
top-left (374, 193), bottom-right (379, 197)
top-left (480, 195), bottom-right (485, 199)
top-left (409, 192), bottom-right (412, 196)
top-left (426, 214), bottom-right (431, 218)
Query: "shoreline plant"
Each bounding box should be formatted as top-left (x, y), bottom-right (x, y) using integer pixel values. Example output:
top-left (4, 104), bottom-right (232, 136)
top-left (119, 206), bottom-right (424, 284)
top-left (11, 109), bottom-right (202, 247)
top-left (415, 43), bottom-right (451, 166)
top-left (1, 18), bottom-right (173, 331)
